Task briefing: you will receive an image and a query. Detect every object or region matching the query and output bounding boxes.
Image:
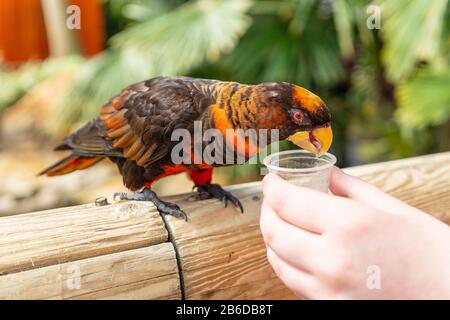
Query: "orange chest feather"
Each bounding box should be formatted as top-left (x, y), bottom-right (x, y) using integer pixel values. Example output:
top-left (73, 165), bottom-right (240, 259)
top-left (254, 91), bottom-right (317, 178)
top-left (211, 105), bottom-right (260, 157)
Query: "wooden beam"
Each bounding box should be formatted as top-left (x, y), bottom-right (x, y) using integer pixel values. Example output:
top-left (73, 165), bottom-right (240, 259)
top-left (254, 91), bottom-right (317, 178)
top-left (0, 243), bottom-right (181, 299)
top-left (0, 201), bottom-right (167, 275)
top-left (0, 152), bottom-right (449, 299)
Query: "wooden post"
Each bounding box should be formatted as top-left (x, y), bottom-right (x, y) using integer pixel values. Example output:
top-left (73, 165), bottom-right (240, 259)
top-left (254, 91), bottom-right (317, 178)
top-left (0, 152), bottom-right (449, 299)
top-left (162, 184), bottom-right (295, 299)
top-left (0, 201), bottom-right (180, 299)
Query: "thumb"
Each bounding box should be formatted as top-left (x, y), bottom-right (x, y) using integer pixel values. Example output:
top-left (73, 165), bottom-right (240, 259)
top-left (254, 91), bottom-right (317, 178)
top-left (330, 166), bottom-right (419, 215)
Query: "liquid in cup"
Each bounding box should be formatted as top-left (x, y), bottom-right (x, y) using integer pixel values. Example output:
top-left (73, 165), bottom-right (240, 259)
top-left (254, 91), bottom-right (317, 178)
top-left (263, 150), bottom-right (337, 192)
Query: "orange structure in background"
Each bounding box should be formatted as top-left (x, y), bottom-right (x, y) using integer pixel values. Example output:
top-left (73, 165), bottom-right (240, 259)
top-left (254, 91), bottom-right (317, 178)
top-left (71, 0), bottom-right (105, 56)
top-left (0, 0), bottom-right (49, 62)
top-left (0, 0), bottom-right (105, 64)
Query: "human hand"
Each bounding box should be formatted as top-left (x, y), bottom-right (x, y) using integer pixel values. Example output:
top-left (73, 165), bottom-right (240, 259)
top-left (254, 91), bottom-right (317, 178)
top-left (260, 167), bottom-right (450, 299)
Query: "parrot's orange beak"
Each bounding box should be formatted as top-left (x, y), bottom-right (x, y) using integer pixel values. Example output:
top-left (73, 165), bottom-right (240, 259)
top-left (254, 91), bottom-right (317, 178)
top-left (287, 125), bottom-right (333, 156)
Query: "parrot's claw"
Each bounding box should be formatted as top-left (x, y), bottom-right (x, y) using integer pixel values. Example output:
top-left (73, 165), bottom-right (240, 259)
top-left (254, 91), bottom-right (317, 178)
top-left (113, 189), bottom-right (188, 221)
top-left (194, 183), bottom-right (244, 213)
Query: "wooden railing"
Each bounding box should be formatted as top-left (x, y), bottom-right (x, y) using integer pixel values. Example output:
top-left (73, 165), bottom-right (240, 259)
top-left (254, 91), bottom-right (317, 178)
top-left (0, 152), bottom-right (449, 299)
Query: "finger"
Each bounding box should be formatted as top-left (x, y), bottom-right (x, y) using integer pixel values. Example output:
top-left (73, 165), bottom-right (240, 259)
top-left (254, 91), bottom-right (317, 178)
top-left (266, 247), bottom-right (318, 299)
top-left (260, 200), bottom-right (322, 272)
top-left (330, 167), bottom-right (419, 215)
top-left (262, 173), bottom-right (354, 233)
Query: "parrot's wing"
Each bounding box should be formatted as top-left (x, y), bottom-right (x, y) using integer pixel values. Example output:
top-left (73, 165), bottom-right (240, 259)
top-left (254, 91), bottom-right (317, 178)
top-left (56, 119), bottom-right (122, 157)
top-left (100, 78), bottom-right (203, 167)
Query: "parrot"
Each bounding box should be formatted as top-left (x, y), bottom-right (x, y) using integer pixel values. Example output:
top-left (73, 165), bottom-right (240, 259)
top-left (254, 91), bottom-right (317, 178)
top-left (40, 76), bottom-right (332, 220)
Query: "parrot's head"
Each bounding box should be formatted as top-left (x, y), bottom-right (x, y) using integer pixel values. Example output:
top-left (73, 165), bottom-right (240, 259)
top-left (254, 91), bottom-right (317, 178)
top-left (255, 83), bottom-right (333, 156)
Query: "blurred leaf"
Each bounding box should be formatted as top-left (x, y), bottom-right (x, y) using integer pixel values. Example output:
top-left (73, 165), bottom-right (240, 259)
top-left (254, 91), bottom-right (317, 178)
top-left (59, 0), bottom-right (252, 127)
top-left (104, 0), bottom-right (186, 38)
top-left (121, 0), bottom-right (168, 21)
top-left (8, 0), bottom-right (448, 171)
top-left (359, 123), bottom-right (425, 161)
top-left (224, 6), bottom-right (345, 87)
top-left (287, 0), bottom-right (317, 35)
top-left (59, 49), bottom-right (152, 126)
top-left (112, 0), bottom-right (252, 75)
top-left (0, 57), bottom-right (83, 114)
top-left (379, 0), bottom-right (449, 82)
top-left (396, 69), bottom-right (450, 128)
top-left (332, 0), bottom-right (354, 59)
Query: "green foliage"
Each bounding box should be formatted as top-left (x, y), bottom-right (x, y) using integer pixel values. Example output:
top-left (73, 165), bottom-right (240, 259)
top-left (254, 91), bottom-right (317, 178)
top-left (111, 0), bottom-right (252, 74)
top-left (58, 50), bottom-right (152, 124)
top-left (50, 0), bottom-right (450, 164)
top-left (0, 57), bottom-right (83, 114)
top-left (222, 0), bottom-right (345, 87)
top-left (2, 0), bottom-right (449, 167)
top-left (332, 0), bottom-right (355, 59)
top-left (397, 69), bottom-right (450, 129)
top-left (379, 0), bottom-right (448, 82)
top-left (61, 0), bottom-right (252, 124)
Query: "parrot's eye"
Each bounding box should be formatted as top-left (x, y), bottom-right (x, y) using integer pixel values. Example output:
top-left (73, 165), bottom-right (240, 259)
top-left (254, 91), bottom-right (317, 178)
top-left (289, 109), bottom-right (310, 125)
top-left (292, 111), bottom-right (304, 122)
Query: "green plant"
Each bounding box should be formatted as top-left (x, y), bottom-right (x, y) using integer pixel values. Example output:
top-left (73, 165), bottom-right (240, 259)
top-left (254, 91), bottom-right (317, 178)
top-left (5, 0), bottom-right (448, 167)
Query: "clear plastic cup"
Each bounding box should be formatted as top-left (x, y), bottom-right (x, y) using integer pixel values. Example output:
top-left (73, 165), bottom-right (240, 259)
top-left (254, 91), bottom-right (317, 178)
top-left (263, 150), bottom-right (337, 192)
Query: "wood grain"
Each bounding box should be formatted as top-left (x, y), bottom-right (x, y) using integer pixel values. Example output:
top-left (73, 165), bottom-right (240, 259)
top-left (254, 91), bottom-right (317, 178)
top-left (0, 201), bottom-right (167, 275)
top-left (0, 243), bottom-right (181, 299)
top-left (163, 152), bottom-right (450, 300)
top-left (0, 152), bottom-right (448, 300)
top-left (345, 152), bottom-right (450, 224)
top-left (163, 185), bottom-right (297, 300)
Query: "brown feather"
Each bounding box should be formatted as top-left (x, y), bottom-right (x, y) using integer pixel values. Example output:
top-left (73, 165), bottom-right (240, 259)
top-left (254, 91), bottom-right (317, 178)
top-left (39, 155), bottom-right (102, 176)
top-left (107, 124), bottom-right (130, 138)
top-left (100, 104), bottom-right (115, 115)
top-left (136, 144), bottom-right (158, 167)
top-left (123, 138), bottom-right (143, 158)
top-left (113, 130), bottom-right (134, 148)
top-left (111, 97), bottom-right (125, 110)
top-left (105, 109), bottom-right (127, 128)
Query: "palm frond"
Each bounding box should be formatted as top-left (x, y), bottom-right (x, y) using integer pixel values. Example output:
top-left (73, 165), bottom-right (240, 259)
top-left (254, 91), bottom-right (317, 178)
top-left (287, 0), bottom-right (317, 35)
top-left (396, 69), bottom-right (450, 129)
top-left (58, 0), bottom-right (252, 127)
top-left (379, 0), bottom-right (449, 82)
top-left (58, 49), bottom-right (152, 125)
top-left (111, 0), bottom-right (252, 75)
top-left (332, 0), bottom-right (354, 59)
top-left (224, 5), bottom-right (345, 87)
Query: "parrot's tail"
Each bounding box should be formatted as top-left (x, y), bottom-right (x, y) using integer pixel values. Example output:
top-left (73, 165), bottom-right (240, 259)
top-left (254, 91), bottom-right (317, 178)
top-left (38, 154), bottom-right (103, 176)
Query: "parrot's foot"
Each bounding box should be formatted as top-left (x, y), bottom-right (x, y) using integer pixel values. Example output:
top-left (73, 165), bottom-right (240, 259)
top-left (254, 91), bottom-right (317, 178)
top-left (194, 183), bottom-right (244, 213)
top-left (114, 189), bottom-right (188, 221)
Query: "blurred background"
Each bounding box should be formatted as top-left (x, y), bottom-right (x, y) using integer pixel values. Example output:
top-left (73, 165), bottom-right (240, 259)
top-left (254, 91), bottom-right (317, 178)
top-left (1, 0), bottom-right (449, 216)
